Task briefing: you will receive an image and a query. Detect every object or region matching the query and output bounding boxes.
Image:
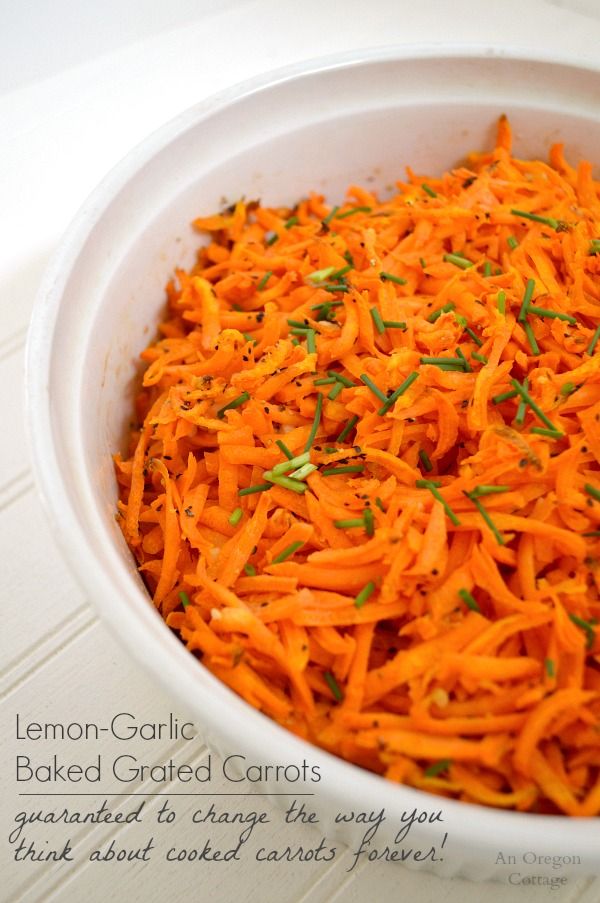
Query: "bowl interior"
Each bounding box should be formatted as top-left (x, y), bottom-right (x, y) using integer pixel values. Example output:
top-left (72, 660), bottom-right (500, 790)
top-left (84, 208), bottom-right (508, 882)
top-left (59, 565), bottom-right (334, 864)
top-left (31, 50), bottom-right (600, 877)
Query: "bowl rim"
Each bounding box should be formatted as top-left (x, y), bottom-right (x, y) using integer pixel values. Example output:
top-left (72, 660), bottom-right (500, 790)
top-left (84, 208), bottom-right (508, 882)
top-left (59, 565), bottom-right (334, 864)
top-left (25, 43), bottom-right (600, 860)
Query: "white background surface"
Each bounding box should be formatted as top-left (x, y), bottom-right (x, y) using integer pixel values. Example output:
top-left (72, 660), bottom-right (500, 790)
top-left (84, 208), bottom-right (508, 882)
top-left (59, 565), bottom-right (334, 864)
top-left (2, 1), bottom-right (600, 900)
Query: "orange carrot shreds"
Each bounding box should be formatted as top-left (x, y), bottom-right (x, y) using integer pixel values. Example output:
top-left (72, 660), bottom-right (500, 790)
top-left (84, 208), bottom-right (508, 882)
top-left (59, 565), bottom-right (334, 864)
top-left (116, 116), bottom-right (600, 816)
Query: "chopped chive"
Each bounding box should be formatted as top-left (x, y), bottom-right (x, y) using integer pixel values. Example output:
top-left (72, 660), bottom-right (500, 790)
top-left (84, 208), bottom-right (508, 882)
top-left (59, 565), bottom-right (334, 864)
top-left (242, 331), bottom-right (256, 344)
top-left (322, 464), bottom-right (365, 476)
top-left (419, 257), bottom-right (427, 269)
top-left (239, 483), bottom-right (271, 496)
top-left (419, 448), bottom-right (433, 472)
top-left (544, 658), bottom-right (556, 678)
top-left (492, 389), bottom-right (518, 404)
top-left (589, 239), bottom-right (600, 255)
top-left (290, 327), bottom-right (310, 336)
top-left (333, 517), bottom-right (366, 528)
top-left (560, 382), bottom-right (577, 396)
top-left (257, 270), bottom-right (273, 291)
top-left (458, 588), bottom-right (480, 613)
top-left (510, 208), bottom-right (562, 230)
top-left (307, 266), bottom-right (336, 283)
top-left (306, 329), bottom-right (317, 354)
top-left (382, 320), bottom-right (407, 329)
top-left (314, 376), bottom-right (337, 386)
top-left (495, 267), bottom-right (503, 275)
top-left (272, 540), bottom-right (304, 564)
top-left (510, 379), bottom-right (561, 433)
top-left (497, 290), bottom-right (506, 315)
top-left (428, 301), bottom-right (455, 323)
top-left (530, 427), bottom-right (563, 439)
top-left (587, 325), bottom-right (600, 355)
top-left (324, 671), bottom-right (344, 701)
top-left (378, 371), bottom-right (419, 415)
top-left (328, 370), bottom-right (356, 387)
top-left (455, 314), bottom-right (468, 327)
top-left (179, 591), bottom-right (191, 609)
top-left (515, 377), bottom-right (528, 426)
top-left (344, 250), bottom-right (354, 266)
top-left (323, 284), bottom-right (350, 293)
top-left (304, 392), bottom-right (323, 453)
top-left (528, 306), bottom-right (577, 325)
top-left (370, 306), bottom-right (386, 334)
top-left (517, 278), bottom-right (536, 322)
top-left (291, 338), bottom-right (300, 346)
top-left (523, 321), bottom-right (540, 356)
top-left (472, 352), bottom-right (488, 364)
top-left (271, 451), bottom-right (310, 476)
top-left (360, 373), bottom-right (388, 403)
top-left (507, 235), bottom-right (519, 250)
top-left (584, 483), bottom-right (600, 502)
top-left (275, 438), bottom-right (294, 460)
top-left (335, 206), bottom-right (372, 219)
top-left (243, 563), bottom-right (256, 576)
top-left (228, 507), bottom-right (243, 526)
top-left (466, 493), bottom-right (504, 545)
top-left (583, 531), bottom-right (600, 537)
top-left (311, 299), bottom-right (344, 312)
top-left (355, 581), bottom-right (376, 608)
top-left (443, 252), bottom-right (473, 270)
top-left (422, 183), bottom-right (438, 198)
top-left (328, 381), bottom-right (343, 400)
top-left (324, 447), bottom-right (337, 454)
top-left (465, 326), bottom-right (483, 346)
top-left (263, 471), bottom-right (308, 493)
top-left (363, 507), bottom-right (374, 537)
top-left (284, 216), bottom-right (299, 229)
top-left (323, 205), bottom-right (340, 225)
top-left (424, 759), bottom-right (452, 778)
top-left (418, 480), bottom-right (461, 526)
top-left (336, 415), bottom-right (359, 443)
top-left (287, 318), bottom-right (310, 329)
top-left (455, 348), bottom-right (471, 372)
top-left (375, 497), bottom-right (386, 512)
top-left (568, 613), bottom-right (596, 649)
top-left (420, 357), bottom-right (467, 371)
top-left (290, 462), bottom-right (317, 480)
top-left (380, 271), bottom-right (407, 285)
top-left (329, 264), bottom-right (353, 280)
top-left (483, 261), bottom-right (492, 277)
top-left (470, 485), bottom-right (511, 497)
top-left (217, 391), bottom-right (250, 418)
top-left (265, 232), bottom-right (278, 246)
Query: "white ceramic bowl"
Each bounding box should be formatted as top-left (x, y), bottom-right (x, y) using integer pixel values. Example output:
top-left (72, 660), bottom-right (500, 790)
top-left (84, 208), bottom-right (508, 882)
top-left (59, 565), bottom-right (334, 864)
top-left (27, 47), bottom-right (600, 881)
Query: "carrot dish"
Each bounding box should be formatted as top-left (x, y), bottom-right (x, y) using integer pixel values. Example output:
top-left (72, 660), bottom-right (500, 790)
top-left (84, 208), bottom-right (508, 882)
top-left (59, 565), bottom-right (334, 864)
top-left (115, 119), bottom-right (600, 815)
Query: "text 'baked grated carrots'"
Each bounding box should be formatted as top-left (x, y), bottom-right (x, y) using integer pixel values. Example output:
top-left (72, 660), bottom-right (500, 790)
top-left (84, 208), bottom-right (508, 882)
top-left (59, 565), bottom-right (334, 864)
top-left (115, 117), bottom-right (600, 815)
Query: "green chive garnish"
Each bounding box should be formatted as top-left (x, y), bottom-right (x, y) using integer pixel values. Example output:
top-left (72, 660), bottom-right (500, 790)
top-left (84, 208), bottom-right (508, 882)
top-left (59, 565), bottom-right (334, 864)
top-left (328, 370), bottom-right (356, 387)
top-left (239, 483), bottom-right (271, 496)
top-left (497, 290), bottom-right (506, 315)
top-left (336, 415), bottom-right (359, 444)
top-left (257, 270), bottom-right (273, 291)
top-left (363, 507), bottom-right (374, 537)
top-left (306, 329), bottom-right (317, 354)
top-left (465, 492), bottom-right (504, 545)
top-left (470, 485), bottom-right (511, 498)
top-left (304, 392), bottom-right (323, 453)
top-left (355, 581), bottom-right (376, 608)
top-left (422, 183), bottom-right (437, 198)
top-left (544, 658), bottom-right (555, 678)
top-left (428, 301), bottom-right (455, 323)
top-left (420, 357), bottom-right (467, 371)
top-left (523, 321), bottom-right (540, 355)
top-left (336, 206), bottom-right (372, 219)
top-left (334, 517), bottom-right (366, 529)
top-left (323, 284), bottom-right (350, 293)
top-left (455, 348), bottom-right (471, 372)
top-left (344, 250), bottom-right (354, 266)
top-left (243, 564), bottom-right (256, 576)
top-left (472, 352), bottom-right (488, 364)
top-left (424, 759), bottom-right (452, 778)
top-left (322, 464), bottom-right (365, 476)
top-left (559, 382), bottom-right (577, 397)
top-left (510, 379), bottom-right (561, 434)
top-left (329, 264), bottom-right (353, 280)
top-left (584, 483), bottom-right (600, 502)
top-left (510, 208), bottom-right (563, 230)
top-left (360, 374), bottom-right (388, 403)
top-left (284, 216), bottom-right (299, 229)
top-left (272, 541), bottom-right (304, 564)
top-left (458, 588), bottom-right (480, 612)
top-left (589, 239), bottom-right (600, 255)
top-left (465, 326), bottom-right (483, 346)
top-left (528, 306), bottom-right (577, 325)
top-left (587, 325), bottom-right (600, 355)
top-left (530, 427), bottom-right (563, 439)
top-left (217, 391), bottom-right (250, 419)
top-left (314, 376), bottom-right (336, 386)
top-left (324, 671), bottom-right (344, 701)
top-left (276, 439), bottom-right (294, 460)
top-left (287, 318), bottom-right (310, 329)
top-left (568, 613), bottom-right (596, 649)
top-left (378, 371), bottom-right (419, 415)
top-left (492, 389), bottom-right (518, 404)
top-left (507, 236), bottom-right (519, 250)
top-left (179, 591), bottom-right (191, 609)
top-left (418, 480), bottom-right (461, 526)
top-left (380, 271), bottom-right (407, 285)
top-left (375, 497), bottom-right (386, 512)
top-left (515, 377), bottom-right (528, 426)
top-left (328, 382), bottom-right (343, 400)
top-left (307, 266), bottom-right (336, 283)
top-left (271, 451), bottom-right (310, 476)
top-left (517, 278), bottom-right (535, 322)
top-left (483, 261), bottom-right (492, 277)
top-left (443, 253), bottom-right (473, 270)
top-left (419, 448), bottom-right (433, 472)
top-left (370, 307), bottom-right (386, 334)
top-left (382, 320), bottom-right (407, 329)
top-left (263, 471), bottom-right (308, 493)
top-left (265, 232), bottom-right (278, 246)
top-left (419, 257), bottom-right (427, 269)
top-left (228, 507), bottom-right (243, 526)
top-left (290, 462), bottom-right (317, 480)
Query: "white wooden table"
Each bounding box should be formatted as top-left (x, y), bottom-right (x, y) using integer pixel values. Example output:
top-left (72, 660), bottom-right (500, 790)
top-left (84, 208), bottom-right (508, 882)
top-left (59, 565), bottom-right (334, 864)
top-left (2, 2), bottom-right (600, 900)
